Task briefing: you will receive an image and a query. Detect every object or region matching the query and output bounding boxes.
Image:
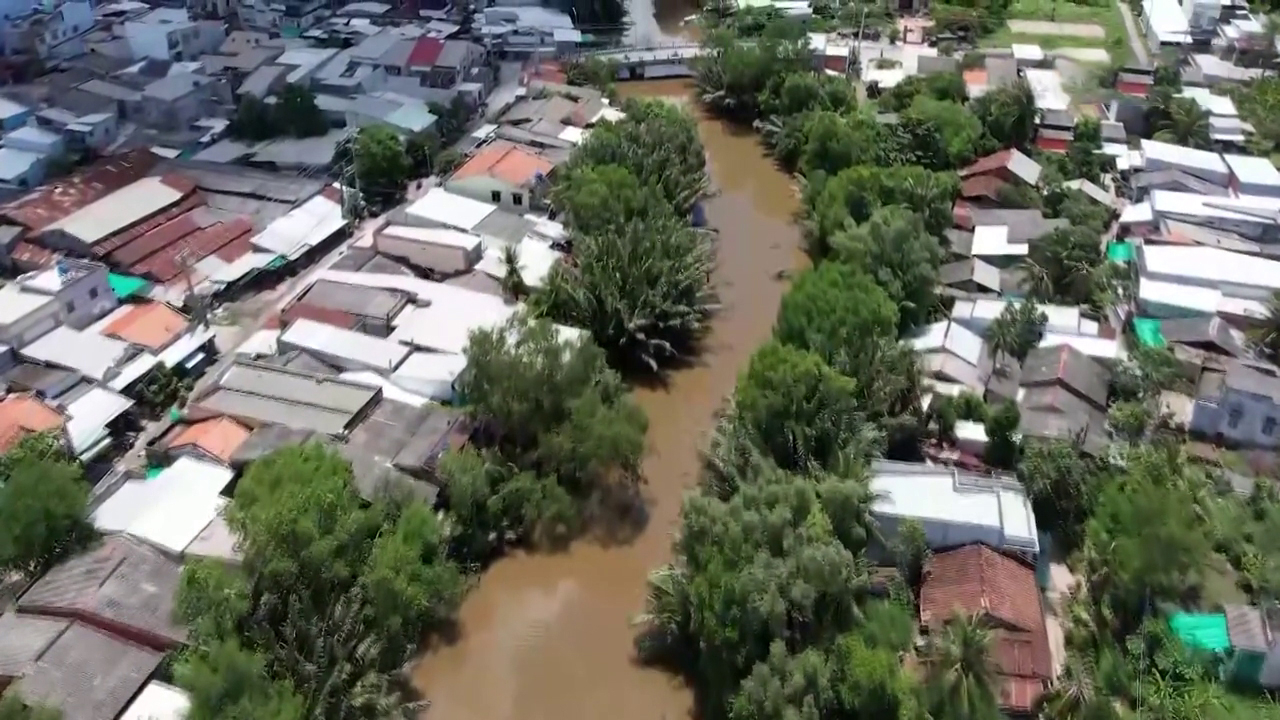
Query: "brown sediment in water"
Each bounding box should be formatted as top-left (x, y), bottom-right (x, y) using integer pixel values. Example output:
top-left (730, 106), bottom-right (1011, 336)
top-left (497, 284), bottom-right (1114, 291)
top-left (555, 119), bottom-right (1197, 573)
top-left (410, 80), bottom-right (802, 720)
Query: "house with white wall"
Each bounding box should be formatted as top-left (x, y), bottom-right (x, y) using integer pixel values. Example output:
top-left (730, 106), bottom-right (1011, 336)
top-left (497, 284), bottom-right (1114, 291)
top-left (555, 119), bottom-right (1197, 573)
top-left (1191, 359), bottom-right (1280, 449)
top-left (124, 8), bottom-right (225, 61)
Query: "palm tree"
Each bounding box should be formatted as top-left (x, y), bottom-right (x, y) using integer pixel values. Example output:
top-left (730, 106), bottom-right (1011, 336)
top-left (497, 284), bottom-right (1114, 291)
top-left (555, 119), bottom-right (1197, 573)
top-left (924, 613), bottom-right (1001, 720)
top-left (1153, 97), bottom-right (1211, 149)
top-left (1036, 660), bottom-right (1118, 720)
top-left (1250, 291), bottom-right (1280, 362)
top-left (985, 312), bottom-right (1019, 374)
top-left (499, 244), bottom-right (527, 301)
top-left (1019, 257), bottom-right (1054, 301)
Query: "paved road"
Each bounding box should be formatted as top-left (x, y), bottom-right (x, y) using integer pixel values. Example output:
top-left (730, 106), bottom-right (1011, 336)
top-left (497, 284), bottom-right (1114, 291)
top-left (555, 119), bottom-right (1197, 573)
top-left (1116, 0), bottom-right (1151, 65)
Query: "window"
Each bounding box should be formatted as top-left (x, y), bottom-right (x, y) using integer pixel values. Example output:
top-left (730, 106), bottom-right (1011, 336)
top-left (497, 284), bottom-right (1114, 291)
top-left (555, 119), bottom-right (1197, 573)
top-left (490, 190), bottom-right (502, 203)
top-left (88, 287), bottom-right (99, 300)
top-left (1266, 417), bottom-right (1277, 437)
top-left (1228, 407), bottom-right (1245, 430)
top-left (64, 300), bottom-right (75, 314)
top-left (512, 192), bottom-right (523, 207)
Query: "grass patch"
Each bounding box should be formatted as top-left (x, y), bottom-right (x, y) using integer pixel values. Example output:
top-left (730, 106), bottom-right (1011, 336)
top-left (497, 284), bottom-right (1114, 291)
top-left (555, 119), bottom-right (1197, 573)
top-left (981, 0), bottom-right (1135, 62)
top-left (1202, 553), bottom-right (1250, 606)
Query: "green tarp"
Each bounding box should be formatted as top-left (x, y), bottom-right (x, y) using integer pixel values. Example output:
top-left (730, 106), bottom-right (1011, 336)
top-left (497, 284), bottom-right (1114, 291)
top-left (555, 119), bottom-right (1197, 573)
top-left (1107, 240), bottom-right (1135, 263)
top-left (1132, 317), bottom-right (1165, 348)
top-left (1170, 612), bottom-right (1230, 653)
top-left (146, 466), bottom-right (165, 480)
top-left (108, 273), bottom-right (151, 300)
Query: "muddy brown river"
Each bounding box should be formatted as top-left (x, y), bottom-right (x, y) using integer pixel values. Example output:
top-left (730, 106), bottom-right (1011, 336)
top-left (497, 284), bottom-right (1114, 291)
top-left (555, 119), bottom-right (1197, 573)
top-left (411, 80), bottom-right (802, 720)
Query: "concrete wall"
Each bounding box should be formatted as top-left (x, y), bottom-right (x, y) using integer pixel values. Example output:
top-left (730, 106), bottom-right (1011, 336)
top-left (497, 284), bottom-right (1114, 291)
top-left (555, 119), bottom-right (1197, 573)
top-left (1191, 388), bottom-right (1280, 449)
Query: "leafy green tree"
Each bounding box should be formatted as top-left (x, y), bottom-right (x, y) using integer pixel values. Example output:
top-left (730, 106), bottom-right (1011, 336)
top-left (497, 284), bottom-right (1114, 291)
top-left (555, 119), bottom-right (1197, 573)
top-left (1064, 117), bottom-right (1112, 184)
top-left (1111, 345), bottom-right (1185, 403)
top-left (1252, 291), bottom-right (1280, 363)
top-left (404, 130), bottom-right (441, 177)
top-left (175, 443), bottom-right (467, 720)
top-left (983, 400), bottom-right (1021, 470)
top-left (798, 111), bottom-right (886, 177)
top-left (879, 71), bottom-right (968, 113)
top-left (970, 78), bottom-right (1037, 150)
top-left (0, 454), bottom-right (94, 576)
top-left (1084, 446), bottom-right (1214, 637)
top-left (1023, 227), bottom-right (1104, 306)
top-left (229, 95), bottom-right (277, 141)
top-left (563, 56), bottom-right (618, 97)
top-left (136, 365), bottom-right (192, 415)
top-left (349, 125), bottom-right (411, 209)
top-left (695, 32), bottom-right (811, 122)
top-left (0, 697), bottom-right (60, 720)
top-left (900, 97), bottom-right (986, 170)
top-left (804, 165), bottom-right (959, 255)
top-left (1153, 97), bottom-right (1211, 149)
top-left (563, 98), bottom-right (709, 216)
top-left (177, 639), bottom-right (307, 720)
top-left (757, 71), bottom-right (856, 119)
top-left (923, 614), bottom-right (1001, 720)
top-left (829, 206), bottom-right (944, 331)
top-left (1045, 186), bottom-right (1112, 234)
top-left (1035, 659), bottom-right (1118, 720)
top-left (443, 316), bottom-right (647, 559)
top-left (732, 340), bottom-right (882, 472)
top-left (534, 210), bottom-right (717, 373)
top-left (1018, 440), bottom-right (1101, 551)
top-left (984, 301), bottom-right (1046, 368)
top-left (550, 164), bottom-right (669, 237)
top-left (273, 83), bottom-right (328, 138)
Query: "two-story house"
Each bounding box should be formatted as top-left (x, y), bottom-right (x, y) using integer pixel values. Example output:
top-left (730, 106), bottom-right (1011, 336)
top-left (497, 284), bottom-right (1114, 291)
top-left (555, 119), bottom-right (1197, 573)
top-left (124, 8), bottom-right (225, 62)
top-left (0, 258), bottom-right (117, 348)
top-left (1191, 359), bottom-right (1280, 449)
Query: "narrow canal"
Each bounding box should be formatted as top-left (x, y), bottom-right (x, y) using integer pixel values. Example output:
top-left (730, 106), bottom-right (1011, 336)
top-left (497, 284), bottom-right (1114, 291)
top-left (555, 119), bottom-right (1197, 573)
top-left (410, 81), bottom-right (803, 720)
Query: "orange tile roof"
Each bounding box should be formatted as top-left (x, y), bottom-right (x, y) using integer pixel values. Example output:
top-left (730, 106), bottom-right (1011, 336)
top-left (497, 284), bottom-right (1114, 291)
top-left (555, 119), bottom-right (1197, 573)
top-left (451, 142), bottom-right (554, 187)
top-left (0, 393), bottom-right (65, 452)
top-left (167, 417), bottom-right (250, 464)
top-left (102, 301), bottom-right (190, 351)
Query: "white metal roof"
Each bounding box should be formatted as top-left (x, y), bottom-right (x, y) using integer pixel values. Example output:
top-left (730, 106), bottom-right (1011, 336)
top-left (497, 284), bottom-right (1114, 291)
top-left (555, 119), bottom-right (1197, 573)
top-left (1011, 43), bottom-right (1044, 62)
top-left (1178, 87), bottom-right (1238, 117)
top-left (281, 317), bottom-right (411, 372)
top-left (249, 191), bottom-right (345, 258)
top-left (970, 225), bottom-right (1026, 257)
top-left (475, 236), bottom-right (562, 288)
top-left (1141, 242), bottom-right (1280, 289)
top-left (871, 461), bottom-right (1038, 551)
top-left (234, 328), bottom-right (280, 357)
top-left (338, 370), bottom-right (434, 406)
top-left (1119, 200), bottom-right (1154, 224)
top-left (65, 386), bottom-right (135, 455)
top-left (92, 457), bottom-right (235, 556)
top-left (21, 327), bottom-right (131, 381)
top-left (44, 177), bottom-right (185, 245)
top-left (1039, 332), bottom-right (1125, 361)
top-left (1223, 153), bottom-right (1280, 187)
top-left (1144, 0), bottom-right (1191, 43)
top-left (117, 681), bottom-right (191, 720)
top-left (951, 298), bottom-right (1094, 336)
top-left (380, 224), bottom-right (484, 250)
top-left (1023, 68), bottom-right (1069, 111)
top-left (390, 350), bottom-right (466, 401)
top-left (907, 320), bottom-right (984, 366)
top-left (1140, 139), bottom-right (1229, 181)
top-left (403, 188), bottom-right (497, 232)
top-left (1150, 189), bottom-right (1280, 223)
top-left (0, 283), bottom-right (54, 325)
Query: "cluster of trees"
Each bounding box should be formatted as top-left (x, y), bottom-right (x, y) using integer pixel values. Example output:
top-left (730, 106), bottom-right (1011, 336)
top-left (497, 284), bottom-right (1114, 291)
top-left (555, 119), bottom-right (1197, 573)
top-left (230, 84), bottom-right (330, 141)
top-left (534, 99), bottom-right (718, 373)
top-left (174, 443), bottom-right (467, 720)
top-left (340, 96), bottom-right (472, 211)
top-left (0, 433), bottom-right (93, 579)
top-left (635, 13), bottom-right (1280, 720)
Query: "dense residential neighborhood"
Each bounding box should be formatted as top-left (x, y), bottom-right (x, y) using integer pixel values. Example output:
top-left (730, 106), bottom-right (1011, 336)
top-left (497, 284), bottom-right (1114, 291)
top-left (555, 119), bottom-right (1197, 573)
top-left (1, 0), bottom-right (1280, 715)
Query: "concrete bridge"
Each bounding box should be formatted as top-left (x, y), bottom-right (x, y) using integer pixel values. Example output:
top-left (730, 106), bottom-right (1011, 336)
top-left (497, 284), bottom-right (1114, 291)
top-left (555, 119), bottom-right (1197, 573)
top-left (580, 44), bottom-right (706, 80)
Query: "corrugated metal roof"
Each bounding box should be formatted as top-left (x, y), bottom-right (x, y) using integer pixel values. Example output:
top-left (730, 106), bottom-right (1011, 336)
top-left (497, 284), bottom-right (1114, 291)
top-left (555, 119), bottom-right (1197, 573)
top-left (193, 359), bottom-right (381, 435)
top-left (64, 386), bottom-right (135, 455)
top-left (8, 622), bottom-right (163, 720)
top-left (21, 327), bottom-right (131, 382)
top-left (44, 177), bottom-right (192, 246)
top-left (0, 151), bottom-right (158, 231)
top-left (403, 188), bottom-right (496, 232)
top-left (19, 536), bottom-right (186, 646)
top-left (298, 278), bottom-right (408, 320)
top-left (279, 318), bottom-right (411, 371)
top-left (0, 613), bottom-right (69, 677)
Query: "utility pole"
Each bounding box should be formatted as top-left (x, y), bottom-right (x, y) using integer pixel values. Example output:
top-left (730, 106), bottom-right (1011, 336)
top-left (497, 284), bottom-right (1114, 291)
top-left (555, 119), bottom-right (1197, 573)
top-left (852, 4), bottom-right (868, 81)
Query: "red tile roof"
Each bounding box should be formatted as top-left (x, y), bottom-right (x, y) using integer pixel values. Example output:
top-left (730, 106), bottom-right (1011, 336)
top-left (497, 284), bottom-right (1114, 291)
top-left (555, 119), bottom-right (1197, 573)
top-left (0, 150), bottom-right (160, 231)
top-left (95, 193), bottom-right (207, 260)
top-left (0, 393), bottom-right (65, 452)
top-left (1116, 81), bottom-right (1149, 98)
top-left (281, 301), bottom-right (361, 330)
top-left (959, 150), bottom-right (1015, 178)
top-left (407, 37), bottom-right (444, 68)
top-left (1035, 136), bottom-right (1071, 153)
top-left (921, 544), bottom-right (1052, 713)
top-left (960, 175), bottom-right (1009, 201)
top-left (101, 300), bottom-right (190, 350)
top-left (212, 230), bottom-right (256, 263)
top-left (167, 416), bottom-right (250, 464)
top-left (130, 217), bottom-right (254, 281)
top-left (9, 238), bottom-right (53, 270)
top-left (450, 141), bottom-right (555, 187)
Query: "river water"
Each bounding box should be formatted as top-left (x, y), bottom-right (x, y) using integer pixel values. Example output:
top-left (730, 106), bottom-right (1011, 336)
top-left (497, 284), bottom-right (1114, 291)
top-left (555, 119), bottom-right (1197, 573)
top-left (411, 80), bottom-right (802, 720)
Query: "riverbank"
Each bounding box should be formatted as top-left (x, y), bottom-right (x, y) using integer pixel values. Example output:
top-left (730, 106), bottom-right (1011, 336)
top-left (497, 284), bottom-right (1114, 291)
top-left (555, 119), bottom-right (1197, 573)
top-left (410, 81), bottom-right (803, 720)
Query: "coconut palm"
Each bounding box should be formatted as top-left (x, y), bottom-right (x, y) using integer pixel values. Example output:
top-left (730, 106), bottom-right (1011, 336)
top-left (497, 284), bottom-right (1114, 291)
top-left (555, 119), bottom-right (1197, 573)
top-left (499, 244), bottom-right (527, 301)
top-left (1153, 97), bottom-right (1211, 149)
top-left (1036, 659), bottom-right (1118, 720)
top-left (924, 613), bottom-right (1001, 720)
top-left (985, 311), bottom-right (1020, 372)
top-left (1250, 291), bottom-right (1280, 362)
top-left (532, 214), bottom-right (718, 374)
